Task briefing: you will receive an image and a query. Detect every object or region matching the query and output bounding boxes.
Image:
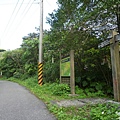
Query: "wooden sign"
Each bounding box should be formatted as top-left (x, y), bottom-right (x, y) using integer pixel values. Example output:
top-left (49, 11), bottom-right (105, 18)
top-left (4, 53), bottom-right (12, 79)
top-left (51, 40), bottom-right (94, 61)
top-left (98, 30), bottom-right (120, 101)
top-left (115, 34), bottom-right (120, 42)
top-left (98, 30), bottom-right (118, 48)
top-left (60, 56), bottom-right (70, 77)
top-left (98, 39), bottom-right (111, 48)
top-left (60, 50), bottom-right (75, 95)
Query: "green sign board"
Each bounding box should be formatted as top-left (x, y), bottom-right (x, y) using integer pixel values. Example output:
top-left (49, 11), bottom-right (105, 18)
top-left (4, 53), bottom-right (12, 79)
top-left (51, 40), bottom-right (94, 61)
top-left (60, 57), bottom-right (70, 76)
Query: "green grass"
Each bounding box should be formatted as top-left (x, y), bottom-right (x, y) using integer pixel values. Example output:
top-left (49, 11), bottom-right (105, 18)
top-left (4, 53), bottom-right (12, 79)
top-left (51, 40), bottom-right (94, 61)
top-left (0, 77), bottom-right (119, 120)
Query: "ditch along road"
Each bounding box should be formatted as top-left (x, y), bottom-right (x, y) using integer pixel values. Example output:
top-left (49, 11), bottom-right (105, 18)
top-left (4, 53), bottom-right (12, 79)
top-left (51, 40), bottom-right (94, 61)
top-left (0, 81), bottom-right (56, 120)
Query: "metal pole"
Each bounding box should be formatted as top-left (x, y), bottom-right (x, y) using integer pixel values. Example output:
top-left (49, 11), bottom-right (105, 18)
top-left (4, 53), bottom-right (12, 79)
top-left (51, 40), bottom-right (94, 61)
top-left (38, 0), bottom-right (43, 86)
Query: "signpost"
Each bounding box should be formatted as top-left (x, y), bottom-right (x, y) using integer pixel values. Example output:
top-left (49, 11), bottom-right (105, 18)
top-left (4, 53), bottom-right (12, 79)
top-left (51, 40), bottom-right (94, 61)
top-left (98, 39), bottom-right (111, 48)
top-left (60, 50), bottom-right (75, 95)
top-left (60, 56), bottom-right (70, 77)
top-left (98, 31), bottom-right (120, 48)
top-left (98, 30), bottom-right (120, 101)
top-left (110, 31), bottom-right (120, 101)
top-left (70, 50), bottom-right (75, 95)
top-left (115, 34), bottom-right (120, 41)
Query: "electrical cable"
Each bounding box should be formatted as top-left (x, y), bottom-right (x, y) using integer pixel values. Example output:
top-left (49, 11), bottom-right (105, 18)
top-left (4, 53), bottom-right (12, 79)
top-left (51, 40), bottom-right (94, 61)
top-left (1, 0), bottom-right (25, 39)
top-left (45, 0), bottom-right (51, 6)
top-left (0, 2), bottom-right (31, 5)
top-left (45, 0), bottom-right (54, 8)
top-left (0, 0), bottom-right (56, 49)
top-left (0, 0), bottom-right (20, 40)
top-left (20, 0), bottom-right (33, 17)
top-left (11, 0), bottom-right (25, 24)
top-left (15, 0), bottom-right (38, 31)
top-left (8, 0), bottom-right (36, 40)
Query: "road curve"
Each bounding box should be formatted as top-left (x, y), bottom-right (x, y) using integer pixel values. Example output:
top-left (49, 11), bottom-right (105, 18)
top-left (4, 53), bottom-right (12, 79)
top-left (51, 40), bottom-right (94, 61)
top-left (0, 81), bottom-right (56, 120)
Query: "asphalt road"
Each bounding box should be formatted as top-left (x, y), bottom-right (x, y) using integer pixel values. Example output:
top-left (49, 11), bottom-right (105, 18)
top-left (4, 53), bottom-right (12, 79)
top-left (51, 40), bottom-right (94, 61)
top-left (0, 81), bottom-right (56, 120)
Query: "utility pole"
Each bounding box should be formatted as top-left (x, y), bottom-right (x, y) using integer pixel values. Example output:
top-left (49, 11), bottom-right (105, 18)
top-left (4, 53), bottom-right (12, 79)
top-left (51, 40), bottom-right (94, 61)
top-left (38, 0), bottom-right (43, 86)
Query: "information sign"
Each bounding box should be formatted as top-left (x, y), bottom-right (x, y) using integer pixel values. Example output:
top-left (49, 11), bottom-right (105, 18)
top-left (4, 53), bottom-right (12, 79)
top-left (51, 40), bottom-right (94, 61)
top-left (98, 39), bottom-right (110, 48)
top-left (60, 56), bottom-right (70, 76)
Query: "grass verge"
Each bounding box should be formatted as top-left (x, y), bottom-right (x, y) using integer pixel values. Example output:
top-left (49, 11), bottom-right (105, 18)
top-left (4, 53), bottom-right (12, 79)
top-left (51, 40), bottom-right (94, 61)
top-left (0, 77), bottom-right (120, 120)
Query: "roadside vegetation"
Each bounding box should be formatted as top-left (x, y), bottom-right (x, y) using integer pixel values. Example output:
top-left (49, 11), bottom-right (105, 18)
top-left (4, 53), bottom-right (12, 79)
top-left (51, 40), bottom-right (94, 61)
top-left (0, 0), bottom-right (120, 119)
top-left (1, 76), bottom-right (120, 120)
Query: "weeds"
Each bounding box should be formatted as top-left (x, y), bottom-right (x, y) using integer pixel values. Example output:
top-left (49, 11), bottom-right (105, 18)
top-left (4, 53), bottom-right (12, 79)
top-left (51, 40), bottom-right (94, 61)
top-left (0, 77), bottom-right (119, 120)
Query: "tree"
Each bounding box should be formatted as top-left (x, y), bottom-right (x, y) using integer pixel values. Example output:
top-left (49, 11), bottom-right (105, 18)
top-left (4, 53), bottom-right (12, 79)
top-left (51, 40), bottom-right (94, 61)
top-left (0, 49), bottom-right (23, 78)
top-left (0, 49), bottom-right (6, 52)
top-left (0, 32), bottom-right (39, 79)
top-left (45, 0), bottom-right (116, 94)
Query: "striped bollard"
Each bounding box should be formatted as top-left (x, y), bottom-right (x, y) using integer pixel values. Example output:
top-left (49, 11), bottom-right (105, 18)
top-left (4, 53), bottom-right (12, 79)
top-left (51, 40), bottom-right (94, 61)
top-left (38, 62), bottom-right (43, 86)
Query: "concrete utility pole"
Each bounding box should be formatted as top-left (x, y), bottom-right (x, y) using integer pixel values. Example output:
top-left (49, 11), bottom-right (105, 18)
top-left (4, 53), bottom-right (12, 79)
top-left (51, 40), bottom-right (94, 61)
top-left (38, 0), bottom-right (43, 86)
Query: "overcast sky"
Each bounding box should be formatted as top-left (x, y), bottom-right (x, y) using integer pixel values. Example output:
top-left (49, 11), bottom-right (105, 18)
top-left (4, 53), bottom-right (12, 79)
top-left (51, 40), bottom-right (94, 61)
top-left (0, 0), bottom-right (58, 50)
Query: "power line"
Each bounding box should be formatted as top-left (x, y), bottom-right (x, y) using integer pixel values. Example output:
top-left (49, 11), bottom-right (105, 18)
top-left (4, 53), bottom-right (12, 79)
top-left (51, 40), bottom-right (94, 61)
top-left (1, 0), bottom-right (36, 44)
top-left (21, 0), bottom-right (33, 15)
top-left (13, 0), bottom-right (35, 30)
top-left (45, 0), bottom-right (52, 7)
top-left (11, 0), bottom-right (25, 22)
top-left (0, 0), bottom-right (20, 40)
top-left (8, 0), bottom-right (36, 40)
top-left (16, 1), bottom-right (39, 30)
top-left (45, 0), bottom-right (57, 8)
top-left (0, 0), bottom-right (35, 41)
top-left (0, 3), bottom-right (31, 5)
top-left (1, 0), bottom-right (25, 40)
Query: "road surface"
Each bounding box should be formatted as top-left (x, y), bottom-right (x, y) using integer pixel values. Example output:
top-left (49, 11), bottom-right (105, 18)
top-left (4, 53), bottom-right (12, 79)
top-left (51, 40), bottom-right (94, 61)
top-left (0, 80), bottom-right (56, 120)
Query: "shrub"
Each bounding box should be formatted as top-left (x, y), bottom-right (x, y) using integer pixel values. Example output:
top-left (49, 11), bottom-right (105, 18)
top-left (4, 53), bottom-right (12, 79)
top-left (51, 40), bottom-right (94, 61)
top-left (90, 103), bottom-right (120, 120)
top-left (46, 83), bottom-right (70, 96)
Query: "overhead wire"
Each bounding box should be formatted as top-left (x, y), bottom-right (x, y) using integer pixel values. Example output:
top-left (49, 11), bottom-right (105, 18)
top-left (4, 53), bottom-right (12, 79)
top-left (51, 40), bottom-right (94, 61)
top-left (0, 2), bottom-right (32, 5)
top-left (21, 0), bottom-right (33, 16)
top-left (10, 0), bottom-right (25, 24)
top-left (16, 0), bottom-right (39, 30)
top-left (45, 0), bottom-right (52, 7)
top-left (10, 0), bottom-right (57, 39)
top-left (0, 0), bottom-right (34, 42)
top-left (0, 0), bottom-right (55, 49)
top-left (1, 0), bottom-right (51, 41)
top-left (45, 0), bottom-right (57, 9)
top-left (8, 0), bottom-right (36, 40)
top-left (1, 0), bottom-right (25, 40)
top-left (0, 3), bottom-right (15, 5)
top-left (0, 0), bottom-right (20, 40)
top-left (14, 0), bottom-right (35, 30)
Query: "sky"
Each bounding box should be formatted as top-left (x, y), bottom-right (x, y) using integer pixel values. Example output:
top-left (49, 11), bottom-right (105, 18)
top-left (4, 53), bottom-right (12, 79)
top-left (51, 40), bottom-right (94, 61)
top-left (0, 0), bottom-right (58, 50)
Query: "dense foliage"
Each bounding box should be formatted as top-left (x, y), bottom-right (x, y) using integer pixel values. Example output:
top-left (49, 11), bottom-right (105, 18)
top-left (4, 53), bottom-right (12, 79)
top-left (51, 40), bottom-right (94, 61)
top-left (0, 0), bottom-right (120, 96)
top-left (3, 77), bottom-right (120, 120)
